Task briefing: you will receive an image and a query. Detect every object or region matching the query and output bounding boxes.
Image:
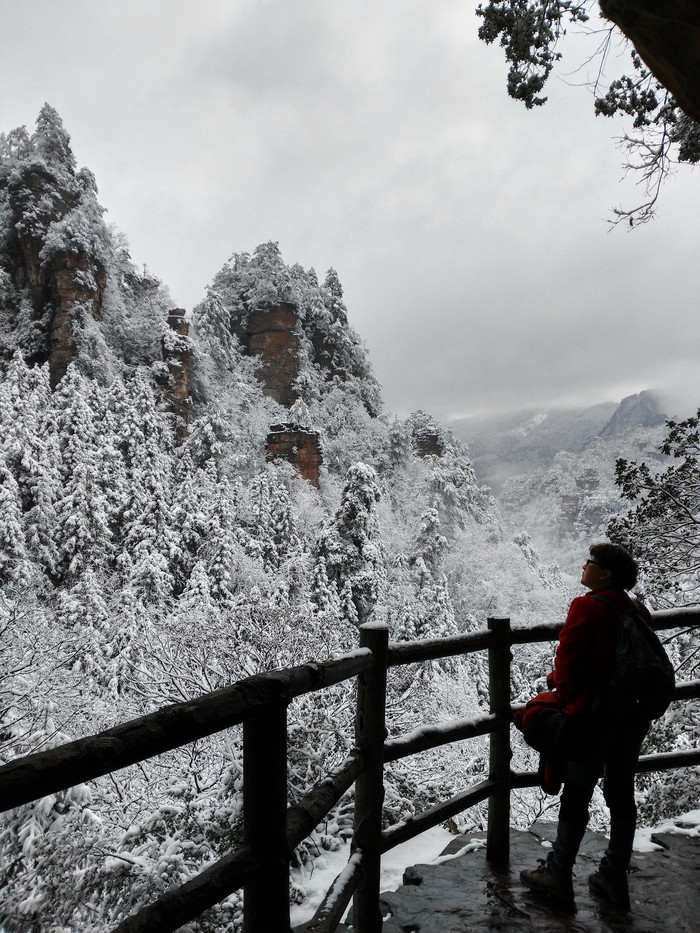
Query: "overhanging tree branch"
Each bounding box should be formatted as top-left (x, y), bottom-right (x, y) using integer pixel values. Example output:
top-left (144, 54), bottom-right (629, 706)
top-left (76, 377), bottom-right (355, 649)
top-left (476, 0), bottom-right (700, 222)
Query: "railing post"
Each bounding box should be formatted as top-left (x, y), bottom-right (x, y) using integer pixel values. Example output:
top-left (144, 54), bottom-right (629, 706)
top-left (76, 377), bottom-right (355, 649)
top-left (243, 700), bottom-right (290, 933)
top-left (352, 622), bottom-right (389, 933)
top-left (486, 616), bottom-right (512, 865)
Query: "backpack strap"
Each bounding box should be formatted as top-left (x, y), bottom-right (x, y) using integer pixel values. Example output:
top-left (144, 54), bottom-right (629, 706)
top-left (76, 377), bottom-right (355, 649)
top-left (589, 592), bottom-right (647, 626)
top-left (587, 593), bottom-right (638, 714)
top-left (589, 592), bottom-right (631, 614)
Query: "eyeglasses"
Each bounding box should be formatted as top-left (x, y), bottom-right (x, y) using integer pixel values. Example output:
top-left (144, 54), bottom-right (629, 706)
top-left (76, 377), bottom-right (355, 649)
top-left (585, 559), bottom-right (604, 567)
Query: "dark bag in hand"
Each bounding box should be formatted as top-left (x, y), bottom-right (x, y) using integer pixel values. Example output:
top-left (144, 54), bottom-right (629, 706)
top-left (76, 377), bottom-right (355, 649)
top-left (522, 707), bottom-right (595, 762)
top-left (513, 691), bottom-right (595, 762)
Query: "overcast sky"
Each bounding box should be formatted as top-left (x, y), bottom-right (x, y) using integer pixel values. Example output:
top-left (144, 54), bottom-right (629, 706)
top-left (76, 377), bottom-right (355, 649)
top-left (2, 0), bottom-right (698, 424)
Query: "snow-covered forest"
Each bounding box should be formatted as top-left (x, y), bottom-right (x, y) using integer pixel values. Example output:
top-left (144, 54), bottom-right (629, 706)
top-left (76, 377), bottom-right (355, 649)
top-left (0, 107), bottom-right (697, 931)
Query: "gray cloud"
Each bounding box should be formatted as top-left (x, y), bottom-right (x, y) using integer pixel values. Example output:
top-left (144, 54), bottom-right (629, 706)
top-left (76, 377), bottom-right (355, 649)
top-left (2, 0), bottom-right (698, 423)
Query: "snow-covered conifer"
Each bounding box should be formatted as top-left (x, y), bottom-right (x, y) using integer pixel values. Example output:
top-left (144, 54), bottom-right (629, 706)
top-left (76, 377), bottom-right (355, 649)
top-left (0, 125), bottom-right (31, 164)
top-left (0, 454), bottom-right (29, 584)
top-left (268, 472), bottom-right (300, 564)
top-left (316, 462), bottom-right (384, 625)
top-left (310, 555), bottom-right (342, 618)
top-left (413, 508), bottom-right (447, 584)
top-left (288, 396), bottom-right (313, 429)
top-left (31, 103), bottom-right (77, 173)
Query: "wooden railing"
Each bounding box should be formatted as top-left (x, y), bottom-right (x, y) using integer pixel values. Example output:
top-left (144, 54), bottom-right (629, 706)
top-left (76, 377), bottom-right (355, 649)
top-left (1, 608), bottom-right (699, 933)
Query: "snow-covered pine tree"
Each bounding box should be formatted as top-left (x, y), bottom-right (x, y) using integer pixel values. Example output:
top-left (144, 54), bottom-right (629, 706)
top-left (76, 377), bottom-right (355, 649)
top-left (316, 462), bottom-right (384, 626)
top-left (0, 453), bottom-right (29, 586)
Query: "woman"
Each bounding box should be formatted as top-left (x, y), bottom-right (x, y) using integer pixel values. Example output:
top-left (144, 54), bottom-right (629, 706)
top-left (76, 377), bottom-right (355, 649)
top-left (519, 542), bottom-right (653, 909)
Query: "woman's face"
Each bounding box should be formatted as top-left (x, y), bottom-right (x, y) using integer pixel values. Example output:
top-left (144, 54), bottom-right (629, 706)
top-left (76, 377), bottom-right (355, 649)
top-left (581, 557), bottom-right (612, 590)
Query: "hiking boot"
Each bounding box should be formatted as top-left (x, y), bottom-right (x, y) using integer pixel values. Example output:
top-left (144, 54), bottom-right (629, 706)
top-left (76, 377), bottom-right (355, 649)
top-left (588, 857), bottom-right (630, 910)
top-left (520, 854), bottom-right (574, 902)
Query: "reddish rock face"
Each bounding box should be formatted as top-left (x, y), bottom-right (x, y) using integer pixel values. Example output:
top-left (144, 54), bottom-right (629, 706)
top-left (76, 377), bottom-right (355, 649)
top-left (237, 303), bottom-right (301, 407)
top-left (7, 165), bottom-right (107, 387)
top-left (51, 252), bottom-right (106, 321)
top-left (235, 305), bottom-right (325, 482)
top-left (48, 251), bottom-right (107, 387)
top-left (266, 423), bottom-right (323, 487)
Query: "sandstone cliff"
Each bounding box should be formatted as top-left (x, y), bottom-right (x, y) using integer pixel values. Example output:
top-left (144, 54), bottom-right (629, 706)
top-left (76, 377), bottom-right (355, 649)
top-left (0, 105), bottom-right (189, 433)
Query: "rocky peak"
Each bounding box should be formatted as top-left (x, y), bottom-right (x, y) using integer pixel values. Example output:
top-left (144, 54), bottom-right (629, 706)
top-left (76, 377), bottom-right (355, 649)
top-left (1, 106), bottom-right (108, 386)
top-left (193, 244), bottom-right (384, 482)
top-left (598, 390), bottom-right (667, 438)
top-left (201, 243), bottom-right (381, 418)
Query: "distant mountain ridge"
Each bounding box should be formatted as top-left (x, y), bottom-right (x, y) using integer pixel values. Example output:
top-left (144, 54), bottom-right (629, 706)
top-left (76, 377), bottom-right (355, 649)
top-left (450, 391), bottom-right (668, 492)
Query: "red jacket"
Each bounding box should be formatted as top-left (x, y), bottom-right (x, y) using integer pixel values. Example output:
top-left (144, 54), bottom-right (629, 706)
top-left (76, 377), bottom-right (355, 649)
top-left (551, 587), bottom-right (653, 717)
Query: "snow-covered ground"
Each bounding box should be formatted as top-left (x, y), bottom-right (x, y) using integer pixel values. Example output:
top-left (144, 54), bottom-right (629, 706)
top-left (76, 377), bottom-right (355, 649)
top-left (290, 824), bottom-right (454, 926)
top-left (634, 808), bottom-right (700, 850)
top-left (289, 811), bottom-right (700, 926)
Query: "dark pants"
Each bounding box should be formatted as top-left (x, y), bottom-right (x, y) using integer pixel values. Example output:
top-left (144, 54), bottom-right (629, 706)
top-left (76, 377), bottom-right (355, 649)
top-left (551, 717), bottom-right (649, 872)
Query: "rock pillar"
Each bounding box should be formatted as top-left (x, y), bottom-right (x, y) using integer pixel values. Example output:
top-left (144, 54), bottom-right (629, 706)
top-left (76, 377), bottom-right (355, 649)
top-left (237, 303), bottom-right (301, 407)
top-left (414, 431), bottom-right (444, 458)
top-left (161, 308), bottom-right (191, 442)
top-left (48, 251), bottom-right (107, 387)
top-left (7, 164), bottom-right (106, 387)
top-left (266, 423), bottom-right (323, 487)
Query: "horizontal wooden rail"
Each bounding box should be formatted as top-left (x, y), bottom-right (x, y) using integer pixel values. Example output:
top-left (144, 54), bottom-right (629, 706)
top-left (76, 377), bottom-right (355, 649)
top-left (510, 623), bottom-right (561, 645)
top-left (652, 607), bottom-right (700, 630)
top-left (383, 714), bottom-right (496, 763)
top-left (511, 747), bottom-right (700, 792)
top-left (387, 630), bottom-right (492, 666)
top-left (510, 769), bottom-right (540, 790)
top-left (0, 653), bottom-right (374, 813)
top-left (636, 747), bottom-right (700, 774)
top-left (509, 679), bottom-right (700, 718)
top-left (674, 678), bottom-right (700, 701)
top-left (381, 778), bottom-right (497, 852)
top-left (499, 607), bottom-right (700, 647)
top-left (112, 845), bottom-right (261, 933)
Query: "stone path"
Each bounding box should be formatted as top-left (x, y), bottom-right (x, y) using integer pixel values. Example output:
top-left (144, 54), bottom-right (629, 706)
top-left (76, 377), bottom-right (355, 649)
top-left (376, 822), bottom-right (700, 933)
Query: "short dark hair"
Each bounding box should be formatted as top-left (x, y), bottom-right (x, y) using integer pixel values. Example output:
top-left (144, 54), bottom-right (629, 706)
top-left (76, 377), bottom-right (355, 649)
top-left (590, 542), bottom-right (638, 590)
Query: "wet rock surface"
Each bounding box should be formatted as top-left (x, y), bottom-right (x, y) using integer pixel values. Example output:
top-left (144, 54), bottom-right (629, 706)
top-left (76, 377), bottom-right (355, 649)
top-left (377, 823), bottom-right (700, 933)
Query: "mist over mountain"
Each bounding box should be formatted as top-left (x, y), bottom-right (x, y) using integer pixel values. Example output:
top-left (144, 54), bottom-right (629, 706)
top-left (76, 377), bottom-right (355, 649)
top-left (448, 392), bottom-right (671, 578)
top-left (450, 391), bottom-right (668, 495)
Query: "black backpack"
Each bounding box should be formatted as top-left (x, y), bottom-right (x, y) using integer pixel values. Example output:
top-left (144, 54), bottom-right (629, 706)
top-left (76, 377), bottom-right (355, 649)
top-left (590, 594), bottom-right (676, 720)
